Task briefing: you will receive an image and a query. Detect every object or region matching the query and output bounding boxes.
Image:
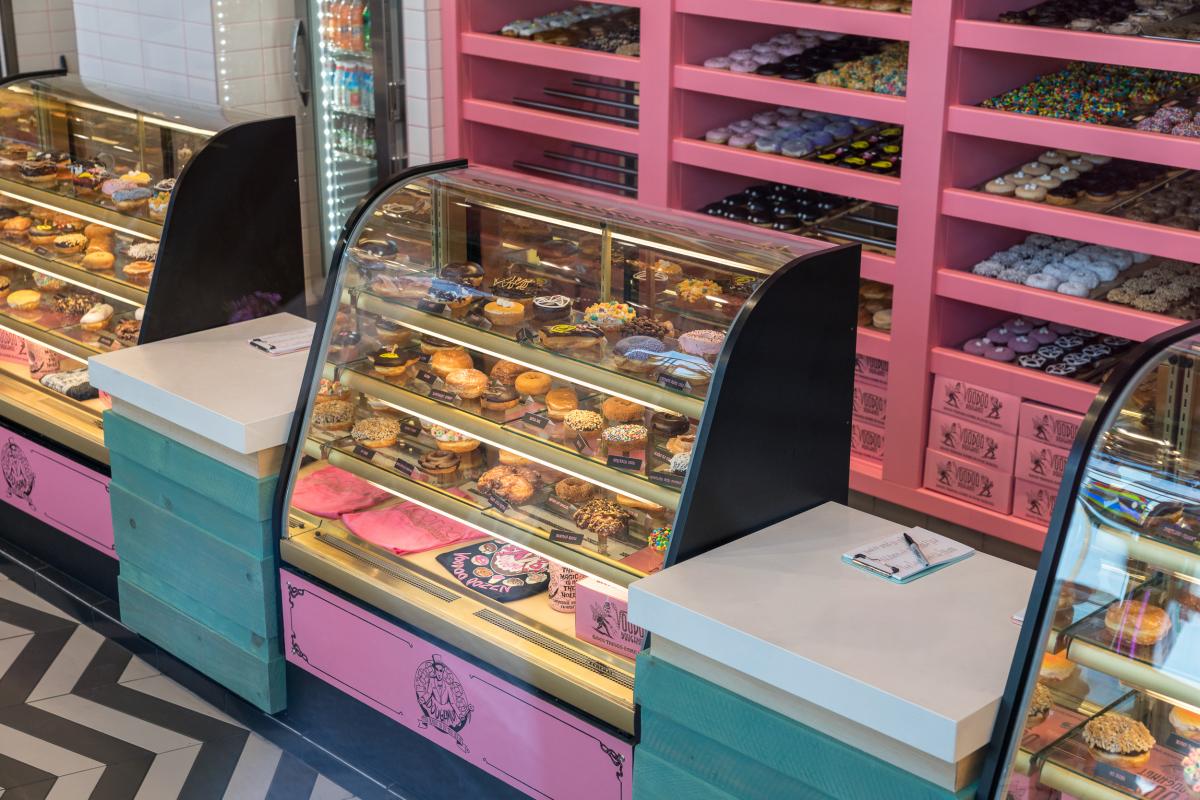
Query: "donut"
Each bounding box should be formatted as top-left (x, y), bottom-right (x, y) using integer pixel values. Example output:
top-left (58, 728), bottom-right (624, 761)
top-left (973, 260), bottom-right (1005, 277)
top-left (1018, 355), bottom-right (1048, 369)
top-left (1009, 335), bottom-right (1037, 354)
top-left (1046, 363), bottom-right (1077, 377)
top-left (1085, 262), bottom-right (1119, 282)
top-left (963, 337), bottom-right (991, 356)
top-left (1068, 269), bottom-right (1100, 289)
top-left (1030, 326), bottom-right (1058, 344)
top-left (554, 477), bottom-right (594, 504)
top-left (984, 345), bottom-right (1015, 362)
top-left (1025, 273), bottom-right (1060, 290)
top-left (986, 326), bottom-right (1013, 343)
top-left (1007, 317), bottom-right (1034, 335)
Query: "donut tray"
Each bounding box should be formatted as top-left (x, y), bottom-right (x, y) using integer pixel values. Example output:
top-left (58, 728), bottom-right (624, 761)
top-left (1141, 10), bottom-right (1200, 42)
top-left (974, 161), bottom-right (1186, 215)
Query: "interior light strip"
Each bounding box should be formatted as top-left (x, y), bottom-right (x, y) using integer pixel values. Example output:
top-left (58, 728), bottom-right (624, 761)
top-left (475, 200), bottom-right (603, 236)
top-left (0, 252), bottom-right (143, 307)
top-left (375, 396), bottom-right (660, 508)
top-left (358, 470), bottom-right (608, 584)
top-left (611, 231), bottom-right (779, 275)
top-left (389, 313), bottom-right (679, 415)
top-left (0, 321), bottom-right (84, 363)
top-left (0, 190), bottom-right (159, 241)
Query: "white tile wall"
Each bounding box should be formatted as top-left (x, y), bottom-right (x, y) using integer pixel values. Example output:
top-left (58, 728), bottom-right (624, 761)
top-left (12, 0), bottom-right (77, 72)
top-left (72, 0), bottom-right (216, 102)
top-left (403, 0), bottom-right (444, 166)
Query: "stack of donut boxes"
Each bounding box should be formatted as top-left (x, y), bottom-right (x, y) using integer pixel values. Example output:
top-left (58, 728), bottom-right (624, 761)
top-left (850, 354), bottom-right (888, 462)
top-left (924, 374), bottom-right (1083, 525)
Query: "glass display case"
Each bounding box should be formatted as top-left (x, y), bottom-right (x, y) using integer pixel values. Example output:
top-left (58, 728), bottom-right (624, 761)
top-left (0, 71), bottom-right (303, 464)
top-left (275, 162), bottom-right (861, 734)
top-left (981, 322), bottom-right (1200, 800)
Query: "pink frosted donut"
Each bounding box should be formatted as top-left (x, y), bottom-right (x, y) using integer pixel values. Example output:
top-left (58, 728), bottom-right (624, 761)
top-left (102, 179), bottom-right (135, 196)
top-left (679, 329), bottom-right (727, 357)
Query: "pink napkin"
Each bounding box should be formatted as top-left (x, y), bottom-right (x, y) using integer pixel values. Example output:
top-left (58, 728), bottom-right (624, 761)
top-left (291, 466), bottom-right (391, 518)
top-left (342, 502), bottom-right (487, 555)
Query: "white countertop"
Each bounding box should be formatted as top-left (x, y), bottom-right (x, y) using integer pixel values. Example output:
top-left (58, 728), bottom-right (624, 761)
top-left (629, 502), bottom-right (1033, 763)
top-left (89, 314), bottom-right (314, 454)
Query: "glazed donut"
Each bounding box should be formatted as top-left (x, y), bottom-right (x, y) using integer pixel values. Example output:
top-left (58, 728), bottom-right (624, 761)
top-left (1043, 263), bottom-right (1073, 280)
top-left (1085, 262), bottom-right (1119, 282)
top-left (1025, 273), bottom-right (1059, 290)
top-left (1104, 600), bottom-right (1171, 645)
top-left (1068, 270), bottom-right (1100, 290)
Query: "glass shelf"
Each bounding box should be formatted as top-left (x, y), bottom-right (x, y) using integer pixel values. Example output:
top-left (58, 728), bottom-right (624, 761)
top-left (0, 176), bottom-right (162, 240)
top-left (0, 238), bottom-right (149, 306)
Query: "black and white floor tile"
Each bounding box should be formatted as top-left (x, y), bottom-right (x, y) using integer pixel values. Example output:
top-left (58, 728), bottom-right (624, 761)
top-left (0, 571), bottom-right (360, 799)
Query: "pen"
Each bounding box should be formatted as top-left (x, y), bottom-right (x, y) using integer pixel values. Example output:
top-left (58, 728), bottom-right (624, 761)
top-left (903, 532), bottom-right (930, 569)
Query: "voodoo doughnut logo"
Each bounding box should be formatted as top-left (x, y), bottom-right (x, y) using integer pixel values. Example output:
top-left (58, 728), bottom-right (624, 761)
top-left (414, 655), bottom-right (474, 753)
top-left (1, 438), bottom-right (35, 509)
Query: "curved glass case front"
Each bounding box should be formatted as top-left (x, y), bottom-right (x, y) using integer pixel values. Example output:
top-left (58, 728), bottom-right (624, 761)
top-left (278, 164), bottom-right (824, 729)
top-left (984, 326), bottom-right (1200, 800)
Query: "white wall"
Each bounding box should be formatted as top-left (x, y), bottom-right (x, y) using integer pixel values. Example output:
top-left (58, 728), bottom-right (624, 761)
top-left (12, 0), bottom-right (76, 73)
top-left (72, 0), bottom-right (217, 102)
top-left (403, 0), bottom-right (444, 165)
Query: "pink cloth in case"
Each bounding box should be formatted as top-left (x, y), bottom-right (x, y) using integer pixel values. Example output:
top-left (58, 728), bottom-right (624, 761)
top-left (342, 502), bottom-right (486, 555)
top-left (291, 466), bottom-right (391, 518)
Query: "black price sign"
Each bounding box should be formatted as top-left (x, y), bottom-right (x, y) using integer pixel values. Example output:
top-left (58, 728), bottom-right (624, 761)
top-left (521, 412), bottom-right (549, 429)
top-left (98, 335), bottom-right (115, 348)
top-left (653, 446), bottom-right (674, 463)
top-left (485, 491), bottom-right (510, 513)
top-left (516, 327), bottom-right (537, 344)
top-left (33, 246), bottom-right (49, 256)
top-left (649, 471), bottom-right (684, 489)
top-left (607, 455), bottom-right (643, 471)
top-left (659, 373), bottom-right (691, 392)
top-left (430, 389), bottom-right (457, 403)
top-left (1166, 732), bottom-right (1199, 754)
top-left (353, 444), bottom-right (376, 461)
top-left (393, 457), bottom-right (415, 476)
top-left (1092, 763), bottom-right (1138, 792)
top-left (416, 369), bottom-right (437, 385)
top-left (416, 300), bottom-right (446, 315)
top-left (417, 353), bottom-right (431, 363)
top-left (545, 496), bottom-right (575, 517)
top-left (574, 433), bottom-right (590, 452)
top-left (549, 529), bottom-right (584, 545)
top-left (400, 419), bottom-right (421, 436)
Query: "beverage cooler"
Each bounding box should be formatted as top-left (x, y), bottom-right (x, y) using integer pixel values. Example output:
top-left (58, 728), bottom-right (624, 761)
top-left (295, 0), bottom-right (407, 266)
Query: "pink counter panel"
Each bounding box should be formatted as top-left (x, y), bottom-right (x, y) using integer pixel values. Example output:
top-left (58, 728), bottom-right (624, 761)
top-left (442, 0), bottom-right (1200, 550)
top-left (0, 421), bottom-right (114, 557)
top-left (281, 571), bottom-right (633, 800)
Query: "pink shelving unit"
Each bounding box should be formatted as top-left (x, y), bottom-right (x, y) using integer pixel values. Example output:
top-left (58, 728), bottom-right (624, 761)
top-left (442, 0), bottom-right (1200, 551)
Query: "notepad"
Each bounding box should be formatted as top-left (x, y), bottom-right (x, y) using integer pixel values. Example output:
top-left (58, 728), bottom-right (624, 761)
top-left (841, 526), bottom-right (975, 583)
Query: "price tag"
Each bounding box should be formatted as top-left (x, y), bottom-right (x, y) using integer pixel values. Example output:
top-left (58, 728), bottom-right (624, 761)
top-left (430, 388), bottom-right (457, 403)
top-left (416, 369), bottom-right (437, 385)
top-left (1166, 732), bottom-right (1199, 754)
top-left (97, 335), bottom-right (115, 348)
top-left (1093, 763), bottom-right (1139, 792)
top-left (521, 412), bottom-right (550, 429)
top-left (417, 300), bottom-right (446, 315)
top-left (485, 491), bottom-right (510, 513)
top-left (466, 313), bottom-right (493, 330)
top-left (550, 529), bottom-right (584, 545)
top-left (418, 353), bottom-right (431, 363)
top-left (400, 419), bottom-right (421, 437)
top-left (516, 327), bottom-right (537, 344)
top-left (659, 373), bottom-right (691, 392)
top-left (33, 246), bottom-right (49, 257)
top-left (653, 446), bottom-right (674, 463)
top-left (353, 444), bottom-right (376, 461)
top-left (545, 495), bottom-right (575, 517)
top-left (393, 457), bottom-right (415, 476)
top-left (607, 455), bottom-right (643, 471)
top-left (649, 471), bottom-right (684, 489)
top-left (574, 433), bottom-right (590, 452)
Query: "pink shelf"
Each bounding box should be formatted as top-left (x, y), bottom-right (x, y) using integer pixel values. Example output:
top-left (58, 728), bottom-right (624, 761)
top-left (459, 33), bottom-right (643, 82)
top-left (929, 347), bottom-right (1099, 413)
top-left (675, 66), bottom-right (907, 124)
top-left (955, 20), bottom-right (1200, 74)
top-left (856, 328), bottom-right (890, 359)
top-left (936, 269), bottom-right (1182, 342)
top-left (948, 106), bottom-right (1200, 173)
top-left (674, 139), bottom-right (901, 205)
top-left (461, 99), bottom-right (641, 152)
top-left (677, 0), bottom-right (912, 40)
top-left (861, 252), bottom-right (894, 283)
top-left (942, 189), bottom-right (1200, 264)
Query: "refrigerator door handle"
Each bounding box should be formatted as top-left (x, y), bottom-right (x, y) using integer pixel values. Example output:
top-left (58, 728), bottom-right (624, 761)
top-left (291, 18), bottom-right (311, 107)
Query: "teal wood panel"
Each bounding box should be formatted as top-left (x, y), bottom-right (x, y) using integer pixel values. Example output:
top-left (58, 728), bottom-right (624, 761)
top-left (120, 560), bottom-right (278, 662)
top-left (109, 453), bottom-right (274, 558)
top-left (119, 575), bottom-right (286, 712)
top-left (633, 748), bottom-right (744, 800)
top-left (109, 484), bottom-right (278, 638)
top-left (103, 411), bottom-right (276, 521)
top-left (635, 653), bottom-right (973, 800)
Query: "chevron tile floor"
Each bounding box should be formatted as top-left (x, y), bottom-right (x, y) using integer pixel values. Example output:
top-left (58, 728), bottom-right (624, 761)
top-left (0, 567), bottom-right (362, 799)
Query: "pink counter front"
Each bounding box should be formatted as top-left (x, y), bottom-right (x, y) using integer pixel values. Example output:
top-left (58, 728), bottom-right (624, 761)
top-left (281, 570), bottom-right (634, 800)
top-left (0, 421), bottom-right (114, 556)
